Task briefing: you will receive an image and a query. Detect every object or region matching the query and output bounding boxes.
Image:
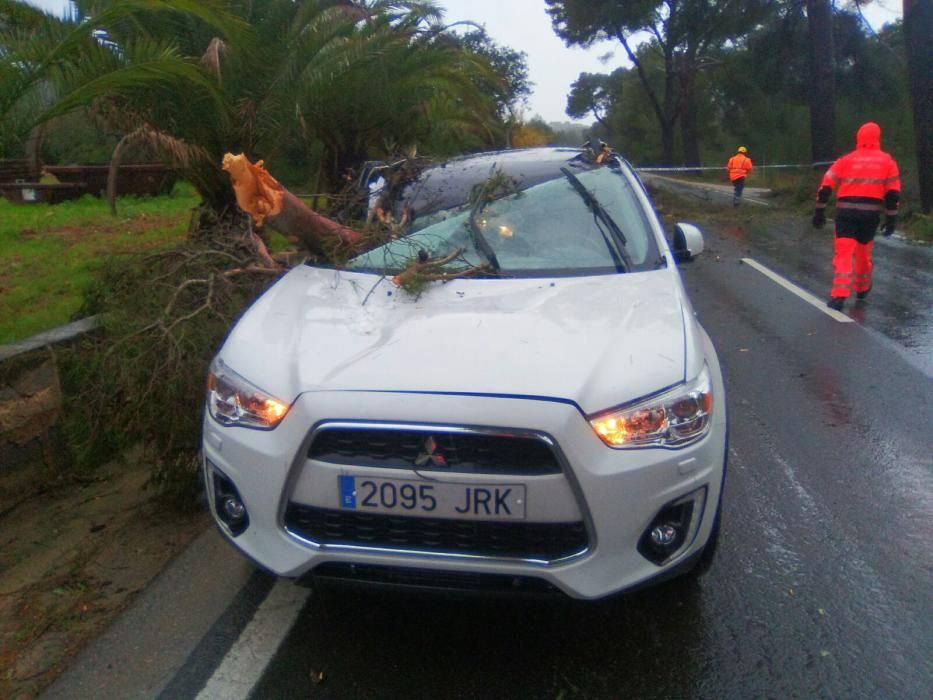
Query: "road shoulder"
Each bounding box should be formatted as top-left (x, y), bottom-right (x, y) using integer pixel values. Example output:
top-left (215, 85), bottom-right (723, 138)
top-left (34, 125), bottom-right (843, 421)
top-left (40, 524), bottom-right (255, 700)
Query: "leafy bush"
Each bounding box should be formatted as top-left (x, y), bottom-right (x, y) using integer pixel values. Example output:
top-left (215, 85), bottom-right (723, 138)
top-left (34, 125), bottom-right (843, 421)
top-left (57, 211), bottom-right (280, 504)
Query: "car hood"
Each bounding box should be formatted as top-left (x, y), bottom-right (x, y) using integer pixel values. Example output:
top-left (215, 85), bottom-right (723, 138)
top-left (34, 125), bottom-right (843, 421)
top-left (220, 266), bottom-right (687, 415)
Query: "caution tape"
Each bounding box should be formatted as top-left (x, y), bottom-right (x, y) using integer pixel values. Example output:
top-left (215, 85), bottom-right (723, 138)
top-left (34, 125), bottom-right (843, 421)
top-left (637, 162), bottom-right (833, 173)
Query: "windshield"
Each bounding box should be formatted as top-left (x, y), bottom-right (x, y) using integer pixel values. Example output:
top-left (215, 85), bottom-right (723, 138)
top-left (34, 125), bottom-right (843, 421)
top-left (348, 166), bottom-right (659, 277)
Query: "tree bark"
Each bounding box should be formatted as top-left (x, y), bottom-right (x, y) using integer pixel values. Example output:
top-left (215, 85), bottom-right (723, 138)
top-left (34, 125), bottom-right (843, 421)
top-left (661, 43), bottom-right (678, 166)
top-left (806, 0), bottom-right (836, 163)
top-left (25, 124), bottom-right (44, 178)
top-left (616, 32), bottom-right (678, 165)
top-left (678, 63), bottom-right (701, 168)
top-left (904, 0), bottom-right (932, 213)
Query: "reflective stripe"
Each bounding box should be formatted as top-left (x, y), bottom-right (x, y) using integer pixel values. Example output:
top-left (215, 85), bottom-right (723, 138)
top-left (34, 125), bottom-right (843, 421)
top-left (822, 150), bottom-right (901, 202)
top-left (832, 237), bottom-right (857, 298)
top-left (853, 240), bottom-right (873, 293)
top-left (836, 176), bottom-right (889, 185)
top-left (836, 201), bottom-right (883, 212)
top-left (815, 202), bottom-right (828, 209)
top-left (885, 208), bottom-right (898, 215)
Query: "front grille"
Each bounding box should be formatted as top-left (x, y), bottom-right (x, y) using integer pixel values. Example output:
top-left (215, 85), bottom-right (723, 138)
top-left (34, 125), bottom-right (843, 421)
top-left (284, 504), bottom-right (588, 561)
top-left (307, 427), bottom-right (561, 475)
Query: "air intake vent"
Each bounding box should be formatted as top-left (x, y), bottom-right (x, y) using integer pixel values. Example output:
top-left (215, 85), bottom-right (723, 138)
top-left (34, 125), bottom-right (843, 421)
top-left (285, 504), bottom-right (587, 561)
top-left (308, 427), bottom-right (561, 475)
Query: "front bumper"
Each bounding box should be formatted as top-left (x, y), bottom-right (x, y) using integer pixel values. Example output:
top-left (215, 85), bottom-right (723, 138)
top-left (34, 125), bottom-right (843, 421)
top-left (202, 389), bottom-right (726, 600)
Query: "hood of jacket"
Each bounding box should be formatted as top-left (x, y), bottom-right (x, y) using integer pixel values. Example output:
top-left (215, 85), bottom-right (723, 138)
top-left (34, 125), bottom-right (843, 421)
top-left (857, 122), bottom-right (882, 150)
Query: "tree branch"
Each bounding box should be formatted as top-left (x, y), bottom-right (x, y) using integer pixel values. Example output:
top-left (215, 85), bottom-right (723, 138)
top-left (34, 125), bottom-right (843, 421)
top-left (615, 32), bottom-right (667, 127)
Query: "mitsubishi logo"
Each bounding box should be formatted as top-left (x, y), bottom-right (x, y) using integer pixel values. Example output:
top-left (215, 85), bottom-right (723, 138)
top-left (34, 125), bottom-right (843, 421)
top-left (415, 436), bottom-right (448, 467)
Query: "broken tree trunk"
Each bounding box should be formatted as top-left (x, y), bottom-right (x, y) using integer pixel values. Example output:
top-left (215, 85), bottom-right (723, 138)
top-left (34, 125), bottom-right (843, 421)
top-left (222, 153), bottom-right (362, 256)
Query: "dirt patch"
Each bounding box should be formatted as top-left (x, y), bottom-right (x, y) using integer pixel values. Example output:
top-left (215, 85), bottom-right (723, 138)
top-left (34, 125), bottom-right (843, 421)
top-left (17, 214), bottom-right (183, 246)
top-left (0, 458), bottom-right (208, 699)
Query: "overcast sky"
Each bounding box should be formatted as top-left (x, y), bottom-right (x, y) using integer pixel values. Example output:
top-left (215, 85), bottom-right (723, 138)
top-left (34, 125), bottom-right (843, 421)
top-left (23, 0), bottom-right (905, 123)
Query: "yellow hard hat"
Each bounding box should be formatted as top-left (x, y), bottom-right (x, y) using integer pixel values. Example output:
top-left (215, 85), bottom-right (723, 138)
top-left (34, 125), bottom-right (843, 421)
top-left (738, 146), bottom-right (748, 153)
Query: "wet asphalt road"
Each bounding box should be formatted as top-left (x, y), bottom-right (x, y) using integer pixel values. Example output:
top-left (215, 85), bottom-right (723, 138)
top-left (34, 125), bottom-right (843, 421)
top-left (244, 219), bottom-right (932, 699)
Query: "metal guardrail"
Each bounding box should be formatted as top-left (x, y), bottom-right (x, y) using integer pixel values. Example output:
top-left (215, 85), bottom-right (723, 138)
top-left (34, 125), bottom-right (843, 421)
top-left (0, 316), bottom-right (101, 363)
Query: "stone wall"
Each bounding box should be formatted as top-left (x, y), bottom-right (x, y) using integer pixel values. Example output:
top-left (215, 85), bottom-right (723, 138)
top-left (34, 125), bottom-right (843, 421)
top-left (0, 317), bottom-right (99, 475)
top-left (0, 350), bottom-right (65, 472)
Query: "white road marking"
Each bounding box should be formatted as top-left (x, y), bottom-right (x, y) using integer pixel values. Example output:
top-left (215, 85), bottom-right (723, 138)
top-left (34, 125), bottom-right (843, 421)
top-left (195, 580), bottom-right (310, 700)
top-left (734, 196), bottom-right (770, 207)
top-left (741, 257), bottom-right (854, 323)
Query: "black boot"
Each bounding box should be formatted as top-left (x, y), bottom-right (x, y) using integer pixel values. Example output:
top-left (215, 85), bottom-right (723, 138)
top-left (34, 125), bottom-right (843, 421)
top-left (856, 285), bottom-right (872, 300)
top-left (827, 296), bottom-right (845, 311)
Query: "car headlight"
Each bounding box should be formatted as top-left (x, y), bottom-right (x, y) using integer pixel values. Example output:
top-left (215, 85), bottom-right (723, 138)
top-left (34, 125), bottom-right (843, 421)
top-left (206, 358), bottom-right (289, 429)
top-left (589, 366), bottom-right (713, 448)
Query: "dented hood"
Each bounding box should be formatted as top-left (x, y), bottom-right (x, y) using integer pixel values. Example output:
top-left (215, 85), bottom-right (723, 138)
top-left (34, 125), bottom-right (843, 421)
top-left (219, 265), bottom-right (687, 415)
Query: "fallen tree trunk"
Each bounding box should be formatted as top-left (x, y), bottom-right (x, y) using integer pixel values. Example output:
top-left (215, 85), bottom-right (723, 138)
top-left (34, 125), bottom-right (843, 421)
top-left (222, 154), bottom-right (361, 256)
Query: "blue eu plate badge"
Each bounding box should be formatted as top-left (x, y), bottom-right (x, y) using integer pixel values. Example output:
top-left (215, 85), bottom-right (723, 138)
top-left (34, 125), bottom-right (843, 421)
top-left (339, 475), bottom-right (356, 508)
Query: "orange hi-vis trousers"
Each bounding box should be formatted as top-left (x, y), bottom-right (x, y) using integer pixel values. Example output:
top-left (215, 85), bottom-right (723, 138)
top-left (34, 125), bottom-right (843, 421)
top-left (831, 236), bottom-right (873, 298)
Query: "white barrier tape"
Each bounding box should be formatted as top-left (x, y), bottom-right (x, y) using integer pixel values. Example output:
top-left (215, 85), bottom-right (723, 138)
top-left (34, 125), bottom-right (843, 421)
top-left (637, 162), bottom-right (833, 173)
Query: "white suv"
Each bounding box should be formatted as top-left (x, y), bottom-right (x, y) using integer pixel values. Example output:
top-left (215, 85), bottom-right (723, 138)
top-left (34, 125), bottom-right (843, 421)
top-left (202, 147), bottom-right (727, 599)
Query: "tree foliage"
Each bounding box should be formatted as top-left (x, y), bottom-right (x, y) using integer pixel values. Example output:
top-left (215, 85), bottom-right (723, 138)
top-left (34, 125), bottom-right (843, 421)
top-left (457, 28), bottom-right (532, 122)
top-left (560, 0), bottom-right (917, 204)
top-left (566, 69), bottom-right (624, 127)
top-left (547, 0), bottom-right (771, 166)
top-left (512, 116), bottom-right (555, 148)
top-left (0, 0), bottom-right (506, 213)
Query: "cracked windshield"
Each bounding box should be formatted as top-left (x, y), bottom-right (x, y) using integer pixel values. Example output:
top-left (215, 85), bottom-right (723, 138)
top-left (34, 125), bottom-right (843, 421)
top-left (349, 166), bottom-right (656, 275)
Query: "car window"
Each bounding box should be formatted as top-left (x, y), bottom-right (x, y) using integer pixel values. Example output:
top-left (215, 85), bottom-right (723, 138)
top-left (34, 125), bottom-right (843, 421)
top-left (348, 166), bottom-right (659, 276)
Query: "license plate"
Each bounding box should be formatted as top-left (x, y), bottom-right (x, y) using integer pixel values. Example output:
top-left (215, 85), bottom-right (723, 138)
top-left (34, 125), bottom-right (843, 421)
top-left (339, 475), bottom-right (526, 520)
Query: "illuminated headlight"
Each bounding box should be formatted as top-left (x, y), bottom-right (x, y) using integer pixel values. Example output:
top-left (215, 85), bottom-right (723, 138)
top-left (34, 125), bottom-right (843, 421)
top-left (206, 358), bottom-right (289, 429)
top-left (589, 366), bottom-right (713, 448)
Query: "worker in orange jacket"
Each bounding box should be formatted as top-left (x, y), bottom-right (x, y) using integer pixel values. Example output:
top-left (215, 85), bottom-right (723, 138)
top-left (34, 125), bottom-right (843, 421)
top-left (812, 122), bottom-right (900, 310)
top-left (726, 146), bottom-right (753, 206)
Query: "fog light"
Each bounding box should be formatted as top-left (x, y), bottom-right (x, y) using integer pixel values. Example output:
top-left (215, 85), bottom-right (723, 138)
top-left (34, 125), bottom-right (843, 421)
top-left (650, 524), bottom-right (678, 548)
top-left (223, 496), bottom-right (246, 522)
top-left (207, 463), bottom-right (250, 537)
top-left (638, 487), bottom-right (707, 565)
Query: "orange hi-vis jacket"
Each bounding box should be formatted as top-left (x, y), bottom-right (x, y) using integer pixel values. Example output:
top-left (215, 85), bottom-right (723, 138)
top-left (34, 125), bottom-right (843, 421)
top-left (816, 122), bottom-right (901, 215)
top-left (726, 153), bottom-right (753, 181)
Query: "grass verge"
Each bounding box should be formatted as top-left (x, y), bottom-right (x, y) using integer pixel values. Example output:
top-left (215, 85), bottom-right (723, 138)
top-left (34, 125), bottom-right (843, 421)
top-left (0, 184), bottom-right (200, 344)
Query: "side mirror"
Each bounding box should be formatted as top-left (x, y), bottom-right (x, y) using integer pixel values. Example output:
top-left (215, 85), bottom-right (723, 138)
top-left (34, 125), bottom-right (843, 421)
top-left (672, 222), bottom-right (704, 263)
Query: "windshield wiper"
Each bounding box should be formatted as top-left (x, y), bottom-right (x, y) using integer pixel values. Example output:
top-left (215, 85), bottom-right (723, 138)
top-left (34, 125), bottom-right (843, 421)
top-left (467, 193), bottom-right (501, 273)
top-left (560, 167), bottom-right (633, 272)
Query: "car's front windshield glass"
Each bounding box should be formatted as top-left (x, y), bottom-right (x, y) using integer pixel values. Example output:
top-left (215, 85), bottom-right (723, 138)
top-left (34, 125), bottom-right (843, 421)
top-left (348, 166), bottom-right (657, 277)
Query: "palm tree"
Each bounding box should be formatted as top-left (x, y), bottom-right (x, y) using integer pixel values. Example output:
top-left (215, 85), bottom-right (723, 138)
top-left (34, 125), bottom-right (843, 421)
top-left (1, 0), bottom-right (245, 200)
top-left (0, 0), bottom-right (501, 222)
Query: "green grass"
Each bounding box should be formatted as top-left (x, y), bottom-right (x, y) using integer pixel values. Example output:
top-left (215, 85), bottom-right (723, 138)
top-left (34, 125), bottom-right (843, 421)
top-left (903, 212), bottom-right (933, 242)
top-left (0, 183), bottom-right (201, 344)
